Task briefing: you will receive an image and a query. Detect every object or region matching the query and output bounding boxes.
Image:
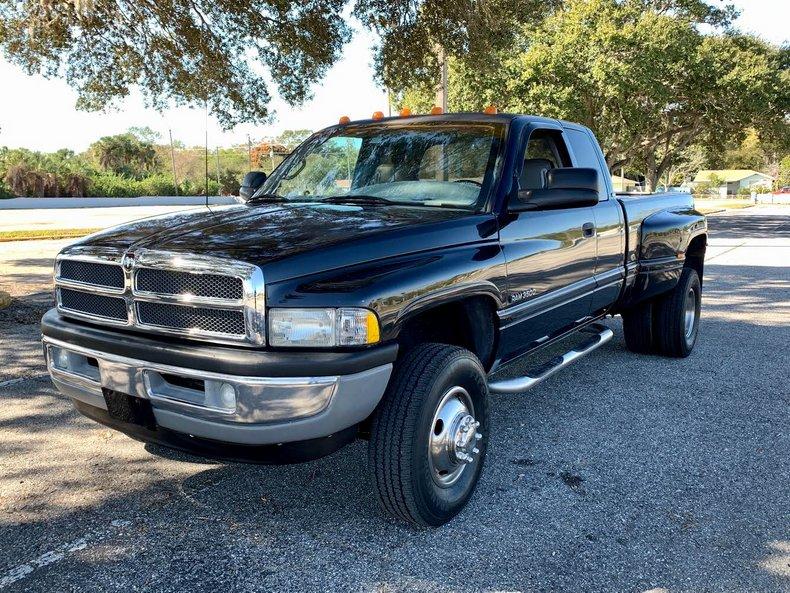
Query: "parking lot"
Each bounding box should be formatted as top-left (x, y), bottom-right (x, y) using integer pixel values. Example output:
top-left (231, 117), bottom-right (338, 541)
top-left (0, 206), bottom-right (788, 592)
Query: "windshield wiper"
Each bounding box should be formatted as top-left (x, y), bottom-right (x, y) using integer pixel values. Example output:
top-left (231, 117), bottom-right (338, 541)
top-left (245, 193), bottom-right (291, 203)
top-left (319, 195), bottom-right (402, 206)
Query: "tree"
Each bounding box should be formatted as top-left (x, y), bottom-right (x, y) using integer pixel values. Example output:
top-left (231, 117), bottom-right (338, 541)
top-left (275, 129), bottom-right (313, 150)
top-left (354, 0), bottom-right (564, 93)
top-left (127, 126), bottom-right (161, 144)
top-left (89, 133), bottom-right (161, 178)
top-left (400, 0), bottom-right (788, 191)
top-left (0, 0), bottom-right (352, 128)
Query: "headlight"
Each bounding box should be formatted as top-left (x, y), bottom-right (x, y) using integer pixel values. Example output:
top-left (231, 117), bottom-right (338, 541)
top-left (268, 308), bottom-right (380, 347)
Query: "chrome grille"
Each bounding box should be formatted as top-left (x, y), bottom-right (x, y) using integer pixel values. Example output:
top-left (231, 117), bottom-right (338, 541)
top-left (136, 302), bottom-right (246, 336)
top-left (58, 288), bottom-right (128, 322)
top-left (59, 260), bottom-right (124, 289)
top-left (136, 268), bottom-right (243, 300)
top-left (54, 249), bottom-right (265, 345)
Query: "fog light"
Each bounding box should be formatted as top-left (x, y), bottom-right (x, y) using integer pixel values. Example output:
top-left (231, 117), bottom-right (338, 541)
top-left (55, 348), bottom-right (70, 370)
top-left (219, 383), bottom-right (237, 409)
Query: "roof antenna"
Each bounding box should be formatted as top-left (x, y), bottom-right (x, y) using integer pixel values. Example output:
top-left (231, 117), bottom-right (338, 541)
top-left (200, 15), bottom-right (211, 212)
top-left (205, 102), bottom-right (210, 211)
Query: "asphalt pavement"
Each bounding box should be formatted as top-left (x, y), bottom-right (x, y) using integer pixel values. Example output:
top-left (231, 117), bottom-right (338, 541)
top-left (0, 206), bottom-right (788, 592)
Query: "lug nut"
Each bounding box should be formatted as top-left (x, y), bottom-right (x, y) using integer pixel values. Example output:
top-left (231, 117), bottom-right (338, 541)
top-left (475, 433), bottom-right (482, 441)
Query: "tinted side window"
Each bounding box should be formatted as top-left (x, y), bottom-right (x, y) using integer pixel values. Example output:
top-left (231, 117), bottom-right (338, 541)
top-left (565, 128), bottom-right (609, 198)
top-left (519, 131), bottom-right (572, 190)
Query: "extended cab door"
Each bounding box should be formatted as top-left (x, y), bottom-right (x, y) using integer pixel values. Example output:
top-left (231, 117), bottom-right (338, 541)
top-left (497, 125), bottom-right (597, 363)
top-left (564, 125), bottom-right (626, 315)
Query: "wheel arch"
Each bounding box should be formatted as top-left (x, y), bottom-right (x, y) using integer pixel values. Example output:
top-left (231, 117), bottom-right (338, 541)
top-left (393, 293), bottom-right (500, 372)
top-left (684, 232), bottom-right (707, 286)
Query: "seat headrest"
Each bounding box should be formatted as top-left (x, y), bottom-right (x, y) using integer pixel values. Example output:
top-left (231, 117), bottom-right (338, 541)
top-left (520, 158), bottom-right (554, 190)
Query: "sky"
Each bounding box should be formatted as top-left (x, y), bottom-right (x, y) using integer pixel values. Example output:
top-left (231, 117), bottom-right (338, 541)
top-left (0, 0), bottom-right (786, 153)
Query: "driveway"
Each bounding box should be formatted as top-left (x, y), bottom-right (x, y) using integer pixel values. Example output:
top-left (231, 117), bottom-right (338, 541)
top-left (0, 206), bottom-right (788, 592)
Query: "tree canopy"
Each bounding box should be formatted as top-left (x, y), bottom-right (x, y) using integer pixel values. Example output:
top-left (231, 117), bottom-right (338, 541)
top-left (0, 0), bottom-right (568, 128)
top-left (0, 0), bottom-right (352, 128)
top-left (400, 0), bottom-right (788, 190)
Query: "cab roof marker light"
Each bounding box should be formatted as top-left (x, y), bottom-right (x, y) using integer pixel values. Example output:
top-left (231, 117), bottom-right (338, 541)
top-left (399, 107), bottom-right (412, 117)
top-left (484, 105), bottom-right (498, 114)
top-left (338, 115), bottom-right (351, 125)
top-left (430, 106), bottom-right (443, 115)
top-left (372, 111), bottom-right (384, 120)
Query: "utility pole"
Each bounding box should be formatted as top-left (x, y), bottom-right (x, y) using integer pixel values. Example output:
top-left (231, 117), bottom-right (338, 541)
top-left (215, 147), bottom-right (221, 187)
top-left (247, 134), bottom-right (253, 171)
top-left (168, 129), bottom-right (179, 196)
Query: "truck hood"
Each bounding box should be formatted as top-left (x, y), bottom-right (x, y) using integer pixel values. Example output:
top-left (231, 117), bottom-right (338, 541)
top-left (69, 202), bottom-right (495, 282)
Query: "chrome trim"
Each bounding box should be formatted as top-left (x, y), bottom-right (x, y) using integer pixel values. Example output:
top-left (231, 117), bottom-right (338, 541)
top-left (55, 288), bottom-right (132, 328)
top-left (43, 336), bottom-right (340, 424)
top-left (499, 276), bottom-right (597, 327)
top-left (54, 246), bottom-right (265, 346)
top-left (54, 247), bottom-right (127, 296)
top-left (488, 323), bottom-right (613, 394)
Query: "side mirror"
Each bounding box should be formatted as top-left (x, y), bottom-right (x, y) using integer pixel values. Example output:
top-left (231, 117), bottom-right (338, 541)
top-left (239, 171), bottom-right (267, 200)
top-left (511, 167), bottom-right (600, 212)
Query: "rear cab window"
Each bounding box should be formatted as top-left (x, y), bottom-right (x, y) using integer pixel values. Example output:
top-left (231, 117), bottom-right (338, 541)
top-left (564, 127), bottom-right (611, 199)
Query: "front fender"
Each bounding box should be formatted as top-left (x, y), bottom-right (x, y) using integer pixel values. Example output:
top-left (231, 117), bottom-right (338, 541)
top-left (264, 243), bottom-right (508, 342)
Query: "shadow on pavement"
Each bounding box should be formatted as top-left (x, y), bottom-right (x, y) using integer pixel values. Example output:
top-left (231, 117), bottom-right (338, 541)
top-left (1, 296), bottom-right (787, 591)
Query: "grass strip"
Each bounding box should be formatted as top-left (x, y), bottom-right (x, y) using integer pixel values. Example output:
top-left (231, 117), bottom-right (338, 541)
top-left (0, 228), bottom-right (103, 242)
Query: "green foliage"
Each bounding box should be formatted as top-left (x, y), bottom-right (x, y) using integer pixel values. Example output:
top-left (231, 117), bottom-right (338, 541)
top-left (0, 0), bottom-right (351, 129)
top-left (402, 0), bottom-right (788, 192)
top-left (218, 170), bottom-right (242, 196)
top-left (275, 130), bottom-right (313, 150)
top-left (691, 181), bottom-right (715, 197)
top-left (0, 143), bottom-right (235, 197)
top-left (0, 146), bottom-right (92, 197)
top-left (89, 133), bottom-right (162, 179)
top-left (778, 155), bottom-right (790, 188)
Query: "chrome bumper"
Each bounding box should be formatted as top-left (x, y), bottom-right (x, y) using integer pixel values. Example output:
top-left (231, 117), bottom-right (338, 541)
top-left (43, 336), bottom-right (392, 445)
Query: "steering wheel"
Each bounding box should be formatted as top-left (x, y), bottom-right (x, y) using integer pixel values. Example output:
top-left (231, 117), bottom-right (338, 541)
top-left (453, 179), bottom-right (483, 187)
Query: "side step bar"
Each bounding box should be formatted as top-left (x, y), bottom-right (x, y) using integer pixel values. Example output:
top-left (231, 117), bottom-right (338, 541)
top-left (488, 323), bottom-right (614, 394)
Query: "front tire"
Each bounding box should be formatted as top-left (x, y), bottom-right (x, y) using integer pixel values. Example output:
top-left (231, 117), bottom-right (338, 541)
top-left (367, 343), bottom-right (489, 527)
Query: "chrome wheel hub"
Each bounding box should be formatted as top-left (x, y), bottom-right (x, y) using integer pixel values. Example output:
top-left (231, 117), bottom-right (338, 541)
top-left (684, 287), bottom-right (697, 339)
top-left (428, 386), bottom-right (483, 487)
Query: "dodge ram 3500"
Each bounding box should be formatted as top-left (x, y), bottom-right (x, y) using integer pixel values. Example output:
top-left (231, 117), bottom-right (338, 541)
top-left (42, 113), bottom-right (707, 527)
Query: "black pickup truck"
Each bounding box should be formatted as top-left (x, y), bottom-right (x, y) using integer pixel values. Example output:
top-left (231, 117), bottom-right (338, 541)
top-left (42, 113), bottom-right (707, 527)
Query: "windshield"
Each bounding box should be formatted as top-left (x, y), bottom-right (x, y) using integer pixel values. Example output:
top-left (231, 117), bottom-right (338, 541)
top-left (255, 122), bottom-right (507, 210)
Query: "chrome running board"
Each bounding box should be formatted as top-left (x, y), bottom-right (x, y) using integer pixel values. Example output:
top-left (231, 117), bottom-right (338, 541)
top-left (488, 323), bottom-right (614, 394)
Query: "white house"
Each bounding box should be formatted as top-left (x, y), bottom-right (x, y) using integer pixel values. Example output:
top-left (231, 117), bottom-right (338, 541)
top-left (693, 170), bottom-right (774, 196)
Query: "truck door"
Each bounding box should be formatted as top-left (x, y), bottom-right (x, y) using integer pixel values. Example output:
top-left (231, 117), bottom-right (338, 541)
top-left (564, 126), bottom-right (626, 315)
top-left (497, 126), bottom-right (597, 363)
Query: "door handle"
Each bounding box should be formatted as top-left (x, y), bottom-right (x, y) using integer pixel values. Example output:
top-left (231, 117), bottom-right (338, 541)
top-left (582, 222), bottom-right (596, 238)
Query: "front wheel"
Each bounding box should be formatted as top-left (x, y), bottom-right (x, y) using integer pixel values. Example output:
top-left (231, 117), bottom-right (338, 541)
top-left (367, 343), bottom-right (489, 527)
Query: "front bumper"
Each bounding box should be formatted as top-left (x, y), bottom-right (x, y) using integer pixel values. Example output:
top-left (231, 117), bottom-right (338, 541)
top-left (42, 309), bottom-right (395, 457)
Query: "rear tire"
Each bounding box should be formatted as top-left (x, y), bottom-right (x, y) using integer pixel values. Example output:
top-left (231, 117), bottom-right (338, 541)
top-left (367, 343), bottom-right (489, 528)
top-left (654, 268), bottom-right (701, 358)
top-left (621, 300), bottom-right (655, 354)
